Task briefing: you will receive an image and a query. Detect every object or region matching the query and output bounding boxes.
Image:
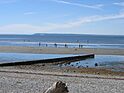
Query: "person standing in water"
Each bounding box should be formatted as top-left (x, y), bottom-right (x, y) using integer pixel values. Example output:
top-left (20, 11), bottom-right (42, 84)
top-left (54, 43), bottom-right (57, 48)
top-left (39, 42), bottom-right (41, 46)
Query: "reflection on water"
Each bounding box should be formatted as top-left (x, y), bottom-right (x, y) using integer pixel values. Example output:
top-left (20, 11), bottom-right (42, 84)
top-left (0, 53), bottom-right (75, 64)
top-left (60, 55), bottom-right (124, 71)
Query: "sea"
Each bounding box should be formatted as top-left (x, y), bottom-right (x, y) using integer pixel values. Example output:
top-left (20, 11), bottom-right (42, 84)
top-left (0, 33), bottom-right (124, 49)
top-left (0, 34), bottom-right (124, 71)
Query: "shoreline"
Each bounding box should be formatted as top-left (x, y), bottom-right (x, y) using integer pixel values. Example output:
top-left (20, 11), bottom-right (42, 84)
top-left (0, 46), bottom-right (124, 55)
top-left (0, 45), bottom-right (124, 76)
top-left (0, 66), bottom-right (124, 79)
top-left (1, 61), bottom-right (124, 77)
top-left (1, 64), bottom-right (124, 77)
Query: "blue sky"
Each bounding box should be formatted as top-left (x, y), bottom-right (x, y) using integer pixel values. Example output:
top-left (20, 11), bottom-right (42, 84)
top-left (0, 0), bottom-right (124, 35)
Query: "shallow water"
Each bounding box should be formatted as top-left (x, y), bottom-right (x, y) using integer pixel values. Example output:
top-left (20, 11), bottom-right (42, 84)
top-left (0, 53), bottom-right (75, 63)
top-left (0, 41), bottom-right (124, 49)
top-left (61, 55), bottom-right (124, 71)
top-left (0, 53), bottom-right (124, 72)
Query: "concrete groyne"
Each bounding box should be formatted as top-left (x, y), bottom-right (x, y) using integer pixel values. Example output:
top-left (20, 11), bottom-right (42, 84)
top-left (0, 54), bottom-right (94, 66)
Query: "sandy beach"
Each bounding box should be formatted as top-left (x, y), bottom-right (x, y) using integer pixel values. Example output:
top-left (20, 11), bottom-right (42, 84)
top-left (0, 46), bottom-right (124, 93)
top-left (0, 46), bottom-right (124, 55)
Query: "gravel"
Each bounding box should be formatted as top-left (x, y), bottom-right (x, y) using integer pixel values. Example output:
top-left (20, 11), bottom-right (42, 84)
top-left (0, 70), bottom-right (124, 93)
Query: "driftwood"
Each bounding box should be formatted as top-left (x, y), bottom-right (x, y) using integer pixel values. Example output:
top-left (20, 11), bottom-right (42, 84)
top-left (43, 81), bottom-right (69, 93)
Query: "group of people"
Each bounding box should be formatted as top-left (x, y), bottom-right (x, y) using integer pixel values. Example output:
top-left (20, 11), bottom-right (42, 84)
top-left (78, 44), bottom-right (83, 48)
top-left (38, 42), bottom-right (83, 48)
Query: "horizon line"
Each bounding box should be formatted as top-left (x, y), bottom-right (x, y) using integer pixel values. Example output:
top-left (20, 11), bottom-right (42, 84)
top-left (0, 33), bottom-right (124, 36)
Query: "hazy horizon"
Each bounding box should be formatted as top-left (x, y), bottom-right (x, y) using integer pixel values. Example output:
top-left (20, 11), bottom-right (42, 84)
top-left (0, 33), bottom-right (124, 36)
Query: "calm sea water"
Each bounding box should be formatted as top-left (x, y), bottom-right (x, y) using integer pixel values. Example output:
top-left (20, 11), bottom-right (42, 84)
top-left (0, 34), bottom-right (124, 49)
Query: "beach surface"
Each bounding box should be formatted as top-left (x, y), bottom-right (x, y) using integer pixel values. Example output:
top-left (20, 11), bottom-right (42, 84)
top-left (0, 46), bottom-right (124, 55)
top-left (0, 66), bottom-right (124, 93)
top-left (0, 46), bottom-right (124, 93)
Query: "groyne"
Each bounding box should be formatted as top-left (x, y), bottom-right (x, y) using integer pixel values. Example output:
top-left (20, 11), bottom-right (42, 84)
top-left (0, 54), bottom-right (94, 66)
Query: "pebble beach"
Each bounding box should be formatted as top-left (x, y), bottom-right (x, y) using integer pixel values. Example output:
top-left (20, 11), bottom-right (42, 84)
top-left (0, 66), bottom-right (124, 93)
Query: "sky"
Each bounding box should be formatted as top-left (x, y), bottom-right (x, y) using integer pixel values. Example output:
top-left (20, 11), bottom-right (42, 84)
top-left (0, 0), bottom-right (124, 35)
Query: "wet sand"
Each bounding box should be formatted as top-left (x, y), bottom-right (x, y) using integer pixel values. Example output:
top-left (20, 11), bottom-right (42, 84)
top-left (0, 46), bottom-right (124, 55)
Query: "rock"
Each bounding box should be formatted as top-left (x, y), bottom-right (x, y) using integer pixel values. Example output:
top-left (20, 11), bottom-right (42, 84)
top-left (95, 63), bottom-right (98, 67)
top-left (43, 81), bottom-right (69, 93)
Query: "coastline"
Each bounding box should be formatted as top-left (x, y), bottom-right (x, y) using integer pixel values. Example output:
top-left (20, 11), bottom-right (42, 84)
top-left (0, 46), bottom-right (124, 75)
top-left (0, 46), bottom-right (124, 55)
top-left (0, 46), bottom-right (124, 92)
